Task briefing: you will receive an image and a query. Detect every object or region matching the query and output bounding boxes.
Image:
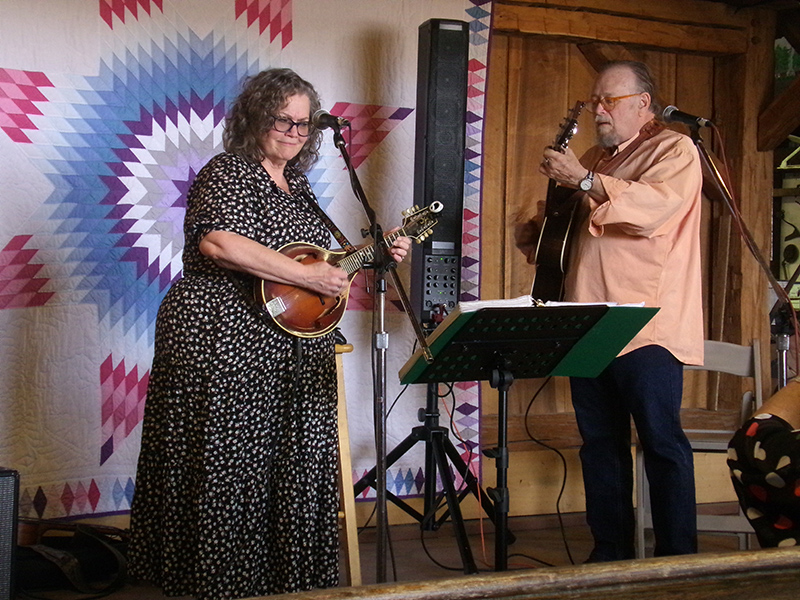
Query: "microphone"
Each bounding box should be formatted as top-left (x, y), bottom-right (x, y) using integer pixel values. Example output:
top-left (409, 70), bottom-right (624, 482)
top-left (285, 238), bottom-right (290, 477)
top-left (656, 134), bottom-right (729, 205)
top-left (312, 109), bottom-right (350, 130)
top-left (662, 105), bottom-right (713, 128)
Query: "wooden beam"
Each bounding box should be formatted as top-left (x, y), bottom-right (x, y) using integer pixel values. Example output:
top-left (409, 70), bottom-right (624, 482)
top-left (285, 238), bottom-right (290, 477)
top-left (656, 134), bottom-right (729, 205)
top-left (283, 548), bottom-right (800, 600)
top-left (493, 2), bottom-right (749, 55)
top-left (758, 74), bottom-right (800, 151)
top-left (484, 412), bottom-right (583, 450)
top-left (482, 408), bottom-right (738, 451)
top-left (500, 0), bottom-right (752, 29)
top-left (577, 43), bottom-right (636, 72)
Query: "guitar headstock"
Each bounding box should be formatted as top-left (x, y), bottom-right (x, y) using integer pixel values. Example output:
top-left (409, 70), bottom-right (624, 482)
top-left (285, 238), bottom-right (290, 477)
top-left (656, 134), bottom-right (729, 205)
top-left (551, 100), bottom-right (585, 154)
top-left (400, 201), bottom-right (443, 242)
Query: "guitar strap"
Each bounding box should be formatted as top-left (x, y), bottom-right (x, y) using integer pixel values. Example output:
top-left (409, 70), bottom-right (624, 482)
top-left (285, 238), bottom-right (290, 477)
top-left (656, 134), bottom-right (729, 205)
top-left (591, 119), bottom-right (666, 175)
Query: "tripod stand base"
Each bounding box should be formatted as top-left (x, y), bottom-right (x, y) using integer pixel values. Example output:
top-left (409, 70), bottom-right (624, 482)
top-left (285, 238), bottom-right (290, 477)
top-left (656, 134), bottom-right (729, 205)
top-left (354, 419), bottom-right (503, 574)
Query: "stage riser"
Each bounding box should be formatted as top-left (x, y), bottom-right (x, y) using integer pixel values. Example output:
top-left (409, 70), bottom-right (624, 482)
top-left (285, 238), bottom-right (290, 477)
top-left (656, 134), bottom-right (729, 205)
top-left (275, 548), bottom-right (800, 600)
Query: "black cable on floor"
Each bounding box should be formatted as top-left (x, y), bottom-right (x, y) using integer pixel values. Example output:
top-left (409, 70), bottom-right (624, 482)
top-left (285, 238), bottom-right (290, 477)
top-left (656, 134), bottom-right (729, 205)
top-left (523, 376), bottom-right (576, 565)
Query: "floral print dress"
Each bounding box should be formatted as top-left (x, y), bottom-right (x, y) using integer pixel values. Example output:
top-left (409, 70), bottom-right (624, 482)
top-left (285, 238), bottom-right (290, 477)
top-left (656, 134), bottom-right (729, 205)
top-left (129, 153), bottom-right (340, 599)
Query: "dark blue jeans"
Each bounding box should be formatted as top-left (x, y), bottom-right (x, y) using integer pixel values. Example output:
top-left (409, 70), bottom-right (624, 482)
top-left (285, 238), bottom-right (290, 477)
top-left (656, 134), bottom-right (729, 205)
top-left (570, 345), bottom-right (697, 560)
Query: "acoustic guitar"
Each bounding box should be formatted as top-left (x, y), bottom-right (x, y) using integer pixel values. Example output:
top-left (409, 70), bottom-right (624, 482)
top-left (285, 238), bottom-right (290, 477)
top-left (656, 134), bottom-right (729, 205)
top-left (254, 202), bottom-right (442, 338)
top-left (530, 101), bottom-right (585, 301)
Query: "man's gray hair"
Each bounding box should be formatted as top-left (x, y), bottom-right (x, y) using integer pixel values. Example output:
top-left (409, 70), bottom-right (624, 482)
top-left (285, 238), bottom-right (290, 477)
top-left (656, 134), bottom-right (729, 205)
top-left (599, 60), bottom-right (662, 117)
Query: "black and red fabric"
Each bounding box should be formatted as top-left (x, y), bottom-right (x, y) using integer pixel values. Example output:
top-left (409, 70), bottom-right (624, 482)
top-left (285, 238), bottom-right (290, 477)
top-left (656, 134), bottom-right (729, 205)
top-left (728, 413), bottom-right (800, 548)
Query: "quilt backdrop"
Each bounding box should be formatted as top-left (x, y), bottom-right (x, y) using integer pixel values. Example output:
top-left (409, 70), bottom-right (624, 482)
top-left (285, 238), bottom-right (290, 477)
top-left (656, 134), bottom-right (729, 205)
top-left (0, 0), bottom-right (491, 519)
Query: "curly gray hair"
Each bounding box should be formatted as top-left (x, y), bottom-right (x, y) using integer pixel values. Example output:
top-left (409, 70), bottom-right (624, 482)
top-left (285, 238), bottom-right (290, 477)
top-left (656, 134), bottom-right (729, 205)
top-left (223, 68), bottom-right (322, 172)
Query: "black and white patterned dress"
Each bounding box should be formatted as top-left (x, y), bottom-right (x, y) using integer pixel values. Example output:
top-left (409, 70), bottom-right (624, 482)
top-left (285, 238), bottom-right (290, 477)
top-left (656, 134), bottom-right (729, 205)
top-left (129, 153), bottom-right (339, 599)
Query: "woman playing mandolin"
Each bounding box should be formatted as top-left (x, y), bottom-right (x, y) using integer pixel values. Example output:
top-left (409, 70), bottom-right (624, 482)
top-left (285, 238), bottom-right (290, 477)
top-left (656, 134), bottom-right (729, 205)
top-left (128, 68), bottom-right (410, 600)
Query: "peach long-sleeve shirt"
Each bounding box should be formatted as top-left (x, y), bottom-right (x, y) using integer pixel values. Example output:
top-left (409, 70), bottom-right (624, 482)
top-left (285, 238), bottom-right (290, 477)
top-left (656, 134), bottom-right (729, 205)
top-left (564, 125), bottom-right (704, 365)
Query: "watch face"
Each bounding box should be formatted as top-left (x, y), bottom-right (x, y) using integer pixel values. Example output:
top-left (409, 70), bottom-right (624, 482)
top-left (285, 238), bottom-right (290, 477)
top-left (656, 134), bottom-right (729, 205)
top-left (580, 177), bottom-right (592, 191)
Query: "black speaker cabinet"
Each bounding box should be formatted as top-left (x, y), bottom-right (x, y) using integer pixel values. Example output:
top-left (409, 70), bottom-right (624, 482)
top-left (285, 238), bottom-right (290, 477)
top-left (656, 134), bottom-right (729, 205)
top-left (0, 467), bottom-right (19, 600)
top-left (411, 19), bottom-right (469, 326)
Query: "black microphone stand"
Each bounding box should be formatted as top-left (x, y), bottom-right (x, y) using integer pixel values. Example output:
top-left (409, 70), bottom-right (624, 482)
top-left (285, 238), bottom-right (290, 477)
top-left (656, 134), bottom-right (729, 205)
top-left (330, 123), bottom-right (390, 582)
top-left (688, 125), bottom-right (794, 387)
top-left (329, 123), bottom-right (432, 582)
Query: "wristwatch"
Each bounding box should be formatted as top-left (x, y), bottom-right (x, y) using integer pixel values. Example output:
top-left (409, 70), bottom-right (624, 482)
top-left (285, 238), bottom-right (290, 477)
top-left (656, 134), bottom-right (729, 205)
top-left (579, 170), bottom-right (594, 192)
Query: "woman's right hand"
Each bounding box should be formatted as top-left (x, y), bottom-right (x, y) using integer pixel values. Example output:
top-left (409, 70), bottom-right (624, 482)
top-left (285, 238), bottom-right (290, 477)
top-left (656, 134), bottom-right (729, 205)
top-left (302, 259), bottom-right (348, 297)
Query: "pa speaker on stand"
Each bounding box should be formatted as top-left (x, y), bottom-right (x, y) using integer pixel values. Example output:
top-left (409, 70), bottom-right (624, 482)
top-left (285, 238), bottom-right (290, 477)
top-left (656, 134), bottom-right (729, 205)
top-left (411, 18), bottom-right (468, 328)
top-left (370, 17), bottom-right (503, 573)
top-left (0, 467), bottom-right (19, 600)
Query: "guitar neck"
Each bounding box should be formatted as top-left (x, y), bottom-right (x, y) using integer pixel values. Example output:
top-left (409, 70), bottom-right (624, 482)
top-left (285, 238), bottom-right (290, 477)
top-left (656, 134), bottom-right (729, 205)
top-left (337, 230), bottom-right (402, 275)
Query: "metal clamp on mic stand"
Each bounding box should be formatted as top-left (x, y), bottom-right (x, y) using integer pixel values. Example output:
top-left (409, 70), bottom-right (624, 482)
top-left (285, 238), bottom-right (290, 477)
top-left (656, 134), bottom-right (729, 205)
top-left (326, 118), bottom-right (432, 583)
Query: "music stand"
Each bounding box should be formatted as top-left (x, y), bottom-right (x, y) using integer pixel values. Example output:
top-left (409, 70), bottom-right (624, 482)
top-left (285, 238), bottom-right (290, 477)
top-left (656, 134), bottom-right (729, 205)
top-left (399, 302), bottom-right (658, 571)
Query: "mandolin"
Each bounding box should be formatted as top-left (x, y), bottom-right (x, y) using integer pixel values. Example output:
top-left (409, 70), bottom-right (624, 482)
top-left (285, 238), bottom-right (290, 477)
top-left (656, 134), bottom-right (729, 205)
top-left (254, 202), bottom-right (442, 338)
top-left (530, 101), bottom-right (585, 301)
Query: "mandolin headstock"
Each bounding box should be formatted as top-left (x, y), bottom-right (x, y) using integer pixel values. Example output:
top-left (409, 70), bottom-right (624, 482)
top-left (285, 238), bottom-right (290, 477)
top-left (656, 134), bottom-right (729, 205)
top-left (399, 201), bottom-right (443, 243)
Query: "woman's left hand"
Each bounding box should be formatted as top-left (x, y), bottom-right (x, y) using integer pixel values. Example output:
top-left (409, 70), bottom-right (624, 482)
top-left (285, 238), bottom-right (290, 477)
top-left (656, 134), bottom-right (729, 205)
top-left (388, 234), bottom-right (411, 263)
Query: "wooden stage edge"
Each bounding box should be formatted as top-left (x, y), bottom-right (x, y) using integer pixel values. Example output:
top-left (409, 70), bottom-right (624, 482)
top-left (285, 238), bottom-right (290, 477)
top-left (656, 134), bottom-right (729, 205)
top-left (272, 548), bottom-right (800, 600)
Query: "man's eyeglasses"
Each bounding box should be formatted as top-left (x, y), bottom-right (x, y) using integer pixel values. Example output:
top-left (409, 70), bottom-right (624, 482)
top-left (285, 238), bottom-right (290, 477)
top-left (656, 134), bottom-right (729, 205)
top-left (271, 116), bottom-right (312, 137)
top-left (586, 93), bottom-right (642, 113)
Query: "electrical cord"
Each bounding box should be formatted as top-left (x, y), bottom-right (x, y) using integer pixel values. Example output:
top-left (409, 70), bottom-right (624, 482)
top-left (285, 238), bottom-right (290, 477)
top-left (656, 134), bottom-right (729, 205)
top-left (521, 376), bottom-right (576, 566)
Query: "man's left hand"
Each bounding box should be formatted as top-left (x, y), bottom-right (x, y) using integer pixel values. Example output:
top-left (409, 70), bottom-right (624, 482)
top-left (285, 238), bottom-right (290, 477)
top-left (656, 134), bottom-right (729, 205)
top-left (539, 147), bottom-right (587, 189)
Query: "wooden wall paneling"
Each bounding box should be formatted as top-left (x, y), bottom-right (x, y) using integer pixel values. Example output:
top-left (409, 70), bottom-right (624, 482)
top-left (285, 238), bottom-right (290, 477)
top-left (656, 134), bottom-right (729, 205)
top-left (739, 10), bottom-right (777, 403)
top-left (638, 51), bottom-right (677, 107)
top-left (505, 37), bottom-right (572, 299)
top-left (566, 46), bottom-right (600, 163)
top-left (673, 53), bottom-right (717, 337)
top-left (712, 8), bottom-right (776, 404)
top-left (710, 55), bottom-right (749, 414)
top-left (479, 35), bottom-right (576, 445)
top-left (674, 55), bottom-right (714, 125)
top-left (506, 36), bottom-right (573, 418)
top-left (482, 33), bottom-right (510, 304)
top-left (675, 54), bottom-right (717, 410)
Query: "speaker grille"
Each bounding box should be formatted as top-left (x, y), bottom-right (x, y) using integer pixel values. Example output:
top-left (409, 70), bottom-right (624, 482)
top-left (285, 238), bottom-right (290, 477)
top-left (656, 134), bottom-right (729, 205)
top-left (411, 19), bottom-right (469, 326)
top-left (0, 467), bottom-right (19, 600)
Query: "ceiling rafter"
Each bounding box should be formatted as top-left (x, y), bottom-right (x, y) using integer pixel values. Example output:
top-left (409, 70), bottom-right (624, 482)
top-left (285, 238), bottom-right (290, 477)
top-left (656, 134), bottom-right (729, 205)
top-left (758, 73), bottom-right (800, 150)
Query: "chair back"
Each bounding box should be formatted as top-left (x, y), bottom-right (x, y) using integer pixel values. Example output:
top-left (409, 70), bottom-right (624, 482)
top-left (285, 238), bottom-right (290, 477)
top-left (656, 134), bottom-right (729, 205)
top-left (685, 338), bottom-right (763, 426)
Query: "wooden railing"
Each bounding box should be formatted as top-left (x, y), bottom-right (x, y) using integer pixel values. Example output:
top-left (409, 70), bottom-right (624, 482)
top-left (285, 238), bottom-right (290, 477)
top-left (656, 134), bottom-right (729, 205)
top-left (269, 549), bottom-right (800, 600)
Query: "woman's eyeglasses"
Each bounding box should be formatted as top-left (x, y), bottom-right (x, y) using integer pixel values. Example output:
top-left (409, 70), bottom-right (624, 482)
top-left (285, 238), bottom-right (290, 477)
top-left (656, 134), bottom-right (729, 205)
top-left (271, 116), bottom-right (312, 137)
top-left (586, 93), bottom-right (642, 113)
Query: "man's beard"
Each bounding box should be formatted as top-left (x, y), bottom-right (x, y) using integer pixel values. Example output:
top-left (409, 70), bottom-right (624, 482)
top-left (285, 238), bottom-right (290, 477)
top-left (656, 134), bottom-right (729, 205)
top-left (596, 126), bottom-right (618, 148)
